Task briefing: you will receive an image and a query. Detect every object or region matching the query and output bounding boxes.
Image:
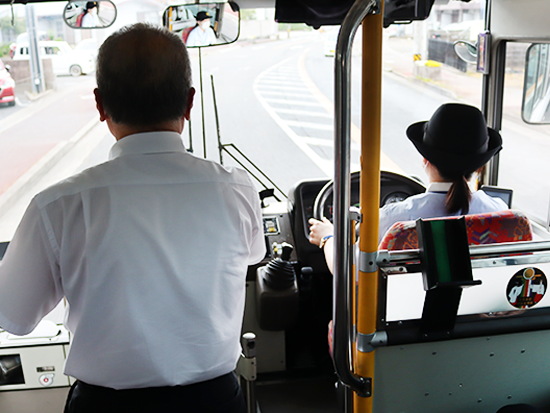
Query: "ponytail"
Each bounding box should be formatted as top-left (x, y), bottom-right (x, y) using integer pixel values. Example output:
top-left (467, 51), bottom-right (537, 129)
top-left (446, 177), bottom-right (471, 215)
top-left (439, 170), bottom-right (474, 215)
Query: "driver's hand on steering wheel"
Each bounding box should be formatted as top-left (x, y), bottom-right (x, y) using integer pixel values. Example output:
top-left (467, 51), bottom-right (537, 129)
top-left (308, 217), bottom-right (334, 247)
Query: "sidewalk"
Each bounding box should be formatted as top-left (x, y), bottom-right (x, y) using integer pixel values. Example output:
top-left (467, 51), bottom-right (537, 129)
top-left (383, 37), bottom-right (483, 106)
top-left (382, 37), bottom-right (525, 116)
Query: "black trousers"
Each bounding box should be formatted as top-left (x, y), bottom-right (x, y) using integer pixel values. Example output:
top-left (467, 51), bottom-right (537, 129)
top-left (64, 372), bottom-right (246, 413)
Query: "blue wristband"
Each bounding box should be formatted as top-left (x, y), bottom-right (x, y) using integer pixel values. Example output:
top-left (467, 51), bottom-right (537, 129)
top-left (319, 234), bottom-right (334, 249)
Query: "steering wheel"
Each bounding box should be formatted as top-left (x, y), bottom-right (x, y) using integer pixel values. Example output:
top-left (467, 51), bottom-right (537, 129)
top-left (313, 171), bottom-right (360, 221)
top-left (312, 171), bottom-right (426, 221)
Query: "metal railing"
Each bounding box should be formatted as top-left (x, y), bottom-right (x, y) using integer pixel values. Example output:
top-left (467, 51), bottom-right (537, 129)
top-left (332, 0), bottom-right (379, 398)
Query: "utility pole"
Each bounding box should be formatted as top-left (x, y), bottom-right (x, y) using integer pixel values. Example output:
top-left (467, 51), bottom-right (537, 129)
top-left (413, 19), bottom-right (428, 62)
top-left (25, 4), bottom-right (45, 94)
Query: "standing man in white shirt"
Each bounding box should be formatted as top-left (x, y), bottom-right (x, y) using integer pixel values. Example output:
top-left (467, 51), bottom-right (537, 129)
top-left (0, 23), bottom-right (265, 413)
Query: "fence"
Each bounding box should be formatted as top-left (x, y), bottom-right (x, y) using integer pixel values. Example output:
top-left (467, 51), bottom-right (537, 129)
top-left (428, 38), bottom-right (468, 72)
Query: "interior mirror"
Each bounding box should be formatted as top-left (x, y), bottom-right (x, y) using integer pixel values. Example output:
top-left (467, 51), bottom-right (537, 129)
top-left (522, 43), bottom-right (550, 124)
top-left (63, 1), bottom-right (117, 29)
top-left (453, 40), bottom-right (477, 65)
top-left (163, 2), bottom-right (240, 48)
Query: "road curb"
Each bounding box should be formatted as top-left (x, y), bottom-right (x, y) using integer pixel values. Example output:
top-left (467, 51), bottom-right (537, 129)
top-left (0, 117), bottom-right (100, 218)
top-left (24, 89), bottom-right (55, 102)
top-left (383, 66), bottom-right (459, 100)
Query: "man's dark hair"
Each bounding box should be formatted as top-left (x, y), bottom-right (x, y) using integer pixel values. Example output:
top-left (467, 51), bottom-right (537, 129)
top-left (96, 23), bottom-right (192, 126)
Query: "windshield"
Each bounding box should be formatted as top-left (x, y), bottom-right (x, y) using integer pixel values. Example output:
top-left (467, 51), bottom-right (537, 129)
top-left (0, 1), bottom-right (547, 241)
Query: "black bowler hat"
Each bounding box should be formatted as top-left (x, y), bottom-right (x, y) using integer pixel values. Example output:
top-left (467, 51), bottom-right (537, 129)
top-left (406, 103), bottom-right (502, 175)
top-left (196, 11), bottom-right (211, 21)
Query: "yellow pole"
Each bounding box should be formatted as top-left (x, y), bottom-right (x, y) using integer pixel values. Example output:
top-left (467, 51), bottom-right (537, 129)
top-left (354, 3), bottom-right (384, 413)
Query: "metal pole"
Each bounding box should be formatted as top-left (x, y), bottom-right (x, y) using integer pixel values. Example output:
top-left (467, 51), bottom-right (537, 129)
top-left (187, 117), bottom-right (194, 153)
top-left (211, 75), bottom-right (223, 165)
top-left (332, 0), bottom-right (377, 400)
top-left (199, 47), bottom-right (207, 158)
top-left (354, 2), bottom-right (385, 412)
top-left (240, 333), bottom-right (257, 413)
top-left (25, 4), bottom-right (45, 94)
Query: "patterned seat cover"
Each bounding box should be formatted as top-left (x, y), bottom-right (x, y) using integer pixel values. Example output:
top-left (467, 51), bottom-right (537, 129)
top-left (378, 210), bottom-right (533, 251)
top-left (328, 210), bottom-right (533, 356)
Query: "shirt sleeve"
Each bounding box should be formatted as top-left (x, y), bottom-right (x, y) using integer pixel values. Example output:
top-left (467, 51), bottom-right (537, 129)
top-left (0, 199), bottom-right (63, 335)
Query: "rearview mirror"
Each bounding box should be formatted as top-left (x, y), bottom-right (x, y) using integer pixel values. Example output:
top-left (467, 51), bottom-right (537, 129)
top-left (162, 2), bottom-right (240, 48)
top-left (453, 40), bottom-right (477, 65)
top-left (522, 43), bottom-right (550, 124)
top-left (63, 1), bottom-right (117, 29)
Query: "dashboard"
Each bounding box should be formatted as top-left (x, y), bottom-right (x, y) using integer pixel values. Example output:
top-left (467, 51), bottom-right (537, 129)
top-left (286, 171), bottom-right (426, 271)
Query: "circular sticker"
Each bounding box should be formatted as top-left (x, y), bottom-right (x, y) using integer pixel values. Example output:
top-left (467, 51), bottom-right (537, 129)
top-left (506, 267), bottom-right (547, 309)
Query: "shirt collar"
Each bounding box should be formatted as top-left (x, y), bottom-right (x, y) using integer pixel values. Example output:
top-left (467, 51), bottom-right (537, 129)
top-left (427, 182), bottom-right (452, 193)
top-left (109, 131), bottom-right (186, 160)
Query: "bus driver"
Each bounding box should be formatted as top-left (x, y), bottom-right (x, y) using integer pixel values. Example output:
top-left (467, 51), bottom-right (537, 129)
top-left (0, 23), bottom-right (265, 413)
top-left (186, 11), bottom-right (217, 47)
top-left (309, 103), bottom-right (508, 271)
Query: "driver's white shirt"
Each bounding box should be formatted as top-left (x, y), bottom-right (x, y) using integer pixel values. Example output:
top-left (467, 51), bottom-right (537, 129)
top-left (0, 132), bottom-right (265, 389)
top-left (81, 12), bottom-right (99, 28)
top-left (378, 182), bottom-right (508, 242)
top-left (186, 26), bottom-right (216, 47)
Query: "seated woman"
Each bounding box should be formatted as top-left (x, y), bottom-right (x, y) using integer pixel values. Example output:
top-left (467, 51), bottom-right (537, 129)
top-left (309, 103), bottom-right (508, 271)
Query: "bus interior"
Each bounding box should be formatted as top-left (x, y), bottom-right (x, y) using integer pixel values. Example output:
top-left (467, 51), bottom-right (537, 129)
top-left (1, 0), bottom-right (550, 412)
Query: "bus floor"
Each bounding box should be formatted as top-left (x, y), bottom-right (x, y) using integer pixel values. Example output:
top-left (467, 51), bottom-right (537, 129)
top-left (256, 374), bottom-right (341, 413)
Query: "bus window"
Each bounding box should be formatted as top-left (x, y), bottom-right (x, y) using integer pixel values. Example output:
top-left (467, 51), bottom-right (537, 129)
top-left (499, 42), bottom-right (550, 227)
top-left (523, 43), bottom-right (550, 124)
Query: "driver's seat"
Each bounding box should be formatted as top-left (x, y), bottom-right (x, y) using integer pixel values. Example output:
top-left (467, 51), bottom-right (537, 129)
top-left (378, 210), bottom-right (533, 251)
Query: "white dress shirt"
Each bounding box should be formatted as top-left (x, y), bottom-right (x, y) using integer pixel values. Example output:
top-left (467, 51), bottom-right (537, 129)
top-left (0, 132), bottom-right (265, 389)
top-left (378, 182), bottom-right (508, 242)
top-left (186, 26), bottom-right (216, 47)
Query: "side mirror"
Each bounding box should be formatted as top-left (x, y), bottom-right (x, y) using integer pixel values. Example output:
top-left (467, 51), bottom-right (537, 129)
top-left (63, 1), bottom-right (117, 29)
top-left (453, 40), bottom-right (477, 65)
top-left (522, 43), bottom-right (550, 124)
top-left (4, 65), bottom-right (11, 73)
top-left (162, 2), bottom-right (240, 48)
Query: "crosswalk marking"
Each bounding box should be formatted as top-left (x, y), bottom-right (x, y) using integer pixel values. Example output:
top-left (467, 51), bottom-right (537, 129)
top-left (286, 120), bottom-right (333, 131)
top-left (254, 53), bottom-right (361, 176)
top-left (263, 98), bottom-right (323, 107)
top-left (260, 91), bottom-right (318, 99)
top-left (273, 108), bottom-right (332, 118)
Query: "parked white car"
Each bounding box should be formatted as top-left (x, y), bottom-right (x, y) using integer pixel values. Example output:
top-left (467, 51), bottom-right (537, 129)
top-left (73, 39), bottom-right (99, 60)
top-left (13, 41), bottom-right (95, 76)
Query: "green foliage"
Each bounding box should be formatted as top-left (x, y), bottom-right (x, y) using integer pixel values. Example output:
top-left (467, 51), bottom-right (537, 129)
top-left (0, 15), bottom-right (26, 40)
top-left (0, 43), bottom-right (9, 57)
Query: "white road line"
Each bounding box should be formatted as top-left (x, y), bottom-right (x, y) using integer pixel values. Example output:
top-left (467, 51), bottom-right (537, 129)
top-left (259, 80), bottom-right (306, 86)
top-left (286, 120), bottom-right (333, 131)
top-left (299, 137), bottom-right (333, 146)
top-left (299, 136), bottom-right (361, 150)
top-left (264, 98), bottom-right (323, 107)
top-left (274, 108), bottom-right (332, 118)
top-left (254, 75), bottom-right (332, 174)
top-left (259, 90), bottom-right (318, 99)
top-left (260, 76), bottom-right (301, 81)
top-left (256, 85), bottom-right (309, 92)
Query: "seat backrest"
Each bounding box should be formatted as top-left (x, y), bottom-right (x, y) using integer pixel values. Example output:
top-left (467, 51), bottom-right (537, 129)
top-left (182, 26), bottom-right (194, 43)
top-left (378, 210), bottom-right (533, 251)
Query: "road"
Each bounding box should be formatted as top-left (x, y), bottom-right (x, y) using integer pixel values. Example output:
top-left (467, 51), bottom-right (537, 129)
top-left (0, 31), bottom-right (547, 239)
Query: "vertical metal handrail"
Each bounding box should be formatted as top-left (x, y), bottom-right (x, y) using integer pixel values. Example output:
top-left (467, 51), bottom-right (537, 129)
top-left (333, 0), bottom-right (378, 397)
